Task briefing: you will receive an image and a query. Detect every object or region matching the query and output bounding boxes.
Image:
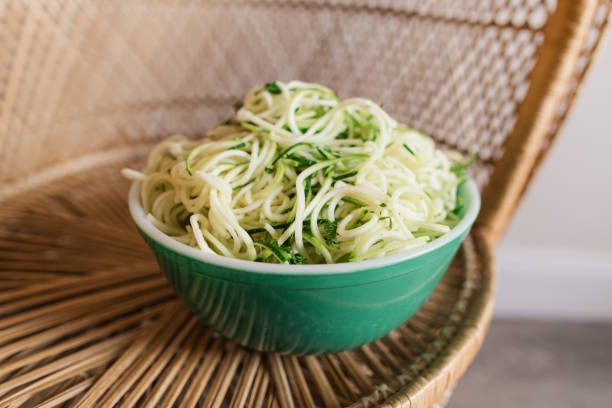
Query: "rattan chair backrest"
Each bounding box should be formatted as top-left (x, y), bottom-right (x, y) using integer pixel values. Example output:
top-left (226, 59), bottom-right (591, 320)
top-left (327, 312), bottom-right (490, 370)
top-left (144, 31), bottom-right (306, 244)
top-left (0, 0), bottom-right (608, 242)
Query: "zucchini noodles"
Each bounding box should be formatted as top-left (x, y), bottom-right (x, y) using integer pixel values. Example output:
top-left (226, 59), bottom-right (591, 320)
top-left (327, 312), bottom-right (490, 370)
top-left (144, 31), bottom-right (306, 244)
top-left (123, 81), bottom-right (473, 264)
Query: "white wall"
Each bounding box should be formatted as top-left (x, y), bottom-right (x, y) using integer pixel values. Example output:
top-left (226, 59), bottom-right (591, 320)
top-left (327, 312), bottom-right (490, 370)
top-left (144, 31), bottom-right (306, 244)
top-left (495, 29), bottom-right (612, 320)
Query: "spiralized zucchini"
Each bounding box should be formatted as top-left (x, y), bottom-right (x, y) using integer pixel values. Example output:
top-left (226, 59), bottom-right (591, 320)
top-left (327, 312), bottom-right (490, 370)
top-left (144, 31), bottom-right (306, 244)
top-left (123, 80), bottom-right (473, 264)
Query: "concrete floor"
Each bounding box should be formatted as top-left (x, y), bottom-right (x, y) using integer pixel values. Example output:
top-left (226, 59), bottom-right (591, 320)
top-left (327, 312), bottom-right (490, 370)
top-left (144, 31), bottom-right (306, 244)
top-left (450, 319), bottom-right (612, 408)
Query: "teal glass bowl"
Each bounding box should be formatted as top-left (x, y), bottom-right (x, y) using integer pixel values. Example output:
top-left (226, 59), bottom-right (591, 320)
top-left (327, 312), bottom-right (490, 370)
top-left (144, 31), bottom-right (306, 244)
top-left (129, 180), bottom-right (480, 355)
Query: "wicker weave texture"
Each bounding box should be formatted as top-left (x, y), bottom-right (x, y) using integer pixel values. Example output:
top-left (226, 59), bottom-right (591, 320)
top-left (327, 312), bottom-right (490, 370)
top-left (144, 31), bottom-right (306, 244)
top-left (0, 2), bottom-right (574, 181)
top-left (1, 0), bottom-right (608, 238)
top-left (0, 160), bottom-right (493, 407)
top-left (1, 0), bottom-right (609, 237)
top-left (0, 1), bottom-right (609, 407)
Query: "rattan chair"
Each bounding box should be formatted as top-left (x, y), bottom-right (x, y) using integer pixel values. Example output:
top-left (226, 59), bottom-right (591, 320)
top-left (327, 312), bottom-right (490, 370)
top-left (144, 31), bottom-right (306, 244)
top-left (0, 1), bottom-right (608, 407)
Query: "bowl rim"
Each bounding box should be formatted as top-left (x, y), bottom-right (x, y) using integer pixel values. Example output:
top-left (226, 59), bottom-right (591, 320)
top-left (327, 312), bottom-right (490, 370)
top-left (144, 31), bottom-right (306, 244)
top-left (128, 178), bottom-right (480, 275)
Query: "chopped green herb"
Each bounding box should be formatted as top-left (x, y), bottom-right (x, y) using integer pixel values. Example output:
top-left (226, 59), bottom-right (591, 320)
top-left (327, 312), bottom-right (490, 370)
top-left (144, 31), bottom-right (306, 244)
top-left (254, 238), bottom-right (290, 263)
top-left (290, 253), bottom-right (305, 264)
top-left (336, 129), bottom-right (350, 139)
top-left (380, 203), bottom-right (387, 207)
top-left (228, 142), bottom-right (247, 150)
top-left (272, 143), bottom-right (313, 166)
top-left (348, 209), bottom-right (369, 230)
top-left (341, 197), bottom-right (367, 207)
top-left (333, 170), bottom-right (358, 181)
top-left (336, 253), bottom-right (352, 263)
top-left (304, 175), bottom-right (312, 201)
top-left (287, 154), bottom-right (317, 166)
top-left (403, 143), bottom-right (416, 156)
top-left (255, 248), bottom-right (273, 262)
top-left (322, 220), bottom-right (338, 247)
top-left (232, 180), bottom-right (253, 192)
top-left (264, 81), bottom-right (282, 94)
top-left (316, 146), bottom-right (331, 160)
top-left (185, 148), bottom-right (197, 176)
top-left (380, 216), bottom-right (393, 230)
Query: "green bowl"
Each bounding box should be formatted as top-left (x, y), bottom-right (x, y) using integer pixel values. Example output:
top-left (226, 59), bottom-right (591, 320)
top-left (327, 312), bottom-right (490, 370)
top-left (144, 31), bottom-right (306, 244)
top-left (129, 180), bottom-right (480, 355)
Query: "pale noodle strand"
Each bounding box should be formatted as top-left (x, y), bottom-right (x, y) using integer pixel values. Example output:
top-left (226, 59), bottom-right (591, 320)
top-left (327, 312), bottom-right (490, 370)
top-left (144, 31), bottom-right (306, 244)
top-left (124, 81), bottom-right (468, 264)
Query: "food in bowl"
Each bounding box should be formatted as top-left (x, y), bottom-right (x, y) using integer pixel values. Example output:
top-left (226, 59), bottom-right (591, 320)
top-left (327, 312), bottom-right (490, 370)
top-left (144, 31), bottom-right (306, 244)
top-left (123, 80), bottom-right (475, 264)
top-left (127, 175), bottom-right (479, 354)
top-left (125, 81), bottom-right (480, 354)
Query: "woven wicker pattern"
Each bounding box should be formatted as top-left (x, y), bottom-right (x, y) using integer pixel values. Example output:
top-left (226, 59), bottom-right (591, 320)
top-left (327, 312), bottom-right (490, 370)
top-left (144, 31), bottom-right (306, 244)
top-left (0, 160), bottom-right (492, 407)
top-left (0, 0), bottom-right (608, 407)
top-left (0, 1), bottom-right (577, 187)
top-left (521, 1), bottom-right (611, 194)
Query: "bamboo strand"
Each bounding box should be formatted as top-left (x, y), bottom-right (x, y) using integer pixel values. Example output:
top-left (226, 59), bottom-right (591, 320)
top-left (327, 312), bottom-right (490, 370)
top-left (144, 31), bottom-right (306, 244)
top-left (357, 345), bottom-right (395, 380)
top-left (116, 314), bottom-right (199, 407)
top-left (285, 356), bottom-right (315, 408)
top-left (140, 325), bottom-right (203, 408)
top-left (181, 336), bottom-right (226, 407)
top-left (0, 278), bottom-right (167, 330)
top-left (248, 363), bottom-right (270, 408)
top-left (0, 285), bottom-right (173, 346)
top-left (203, 344), bottom-right (246, 407)
top-left (0, 264), bottom-right (156, 315)
top-left (0, 303), bottom-right (165, 378)
top-left (0, 335), bottom-right (134, 406)
top-left (267, 354), bottom-right (295, 408)
top-left (229, 352), bottom-right (262, 408)
top-left (336, 352), bottom-right (374, 393)
top-left (0, 330), bottom-right (136, 398)
top-left (33, 380), bottom-right (93, 408)
top-left (321, 354), bottom-right (361, 400)
top-left (0, 289), bottom-right (174, 360)
top-left (303, 356), bottom-right (341, 408)
top-left (162, 330), bottom-right (214, 407)
top-left (369, 340), bottom-right (407, 375)
top-left (73, 303), bottom-right (182, 407)
top-left (0, 263), bottom-right (156, 305)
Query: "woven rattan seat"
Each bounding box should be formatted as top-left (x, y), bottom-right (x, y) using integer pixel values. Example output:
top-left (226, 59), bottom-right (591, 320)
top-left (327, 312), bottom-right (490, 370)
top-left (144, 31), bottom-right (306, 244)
top-left (0, 1), bottom-right (608, 407)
